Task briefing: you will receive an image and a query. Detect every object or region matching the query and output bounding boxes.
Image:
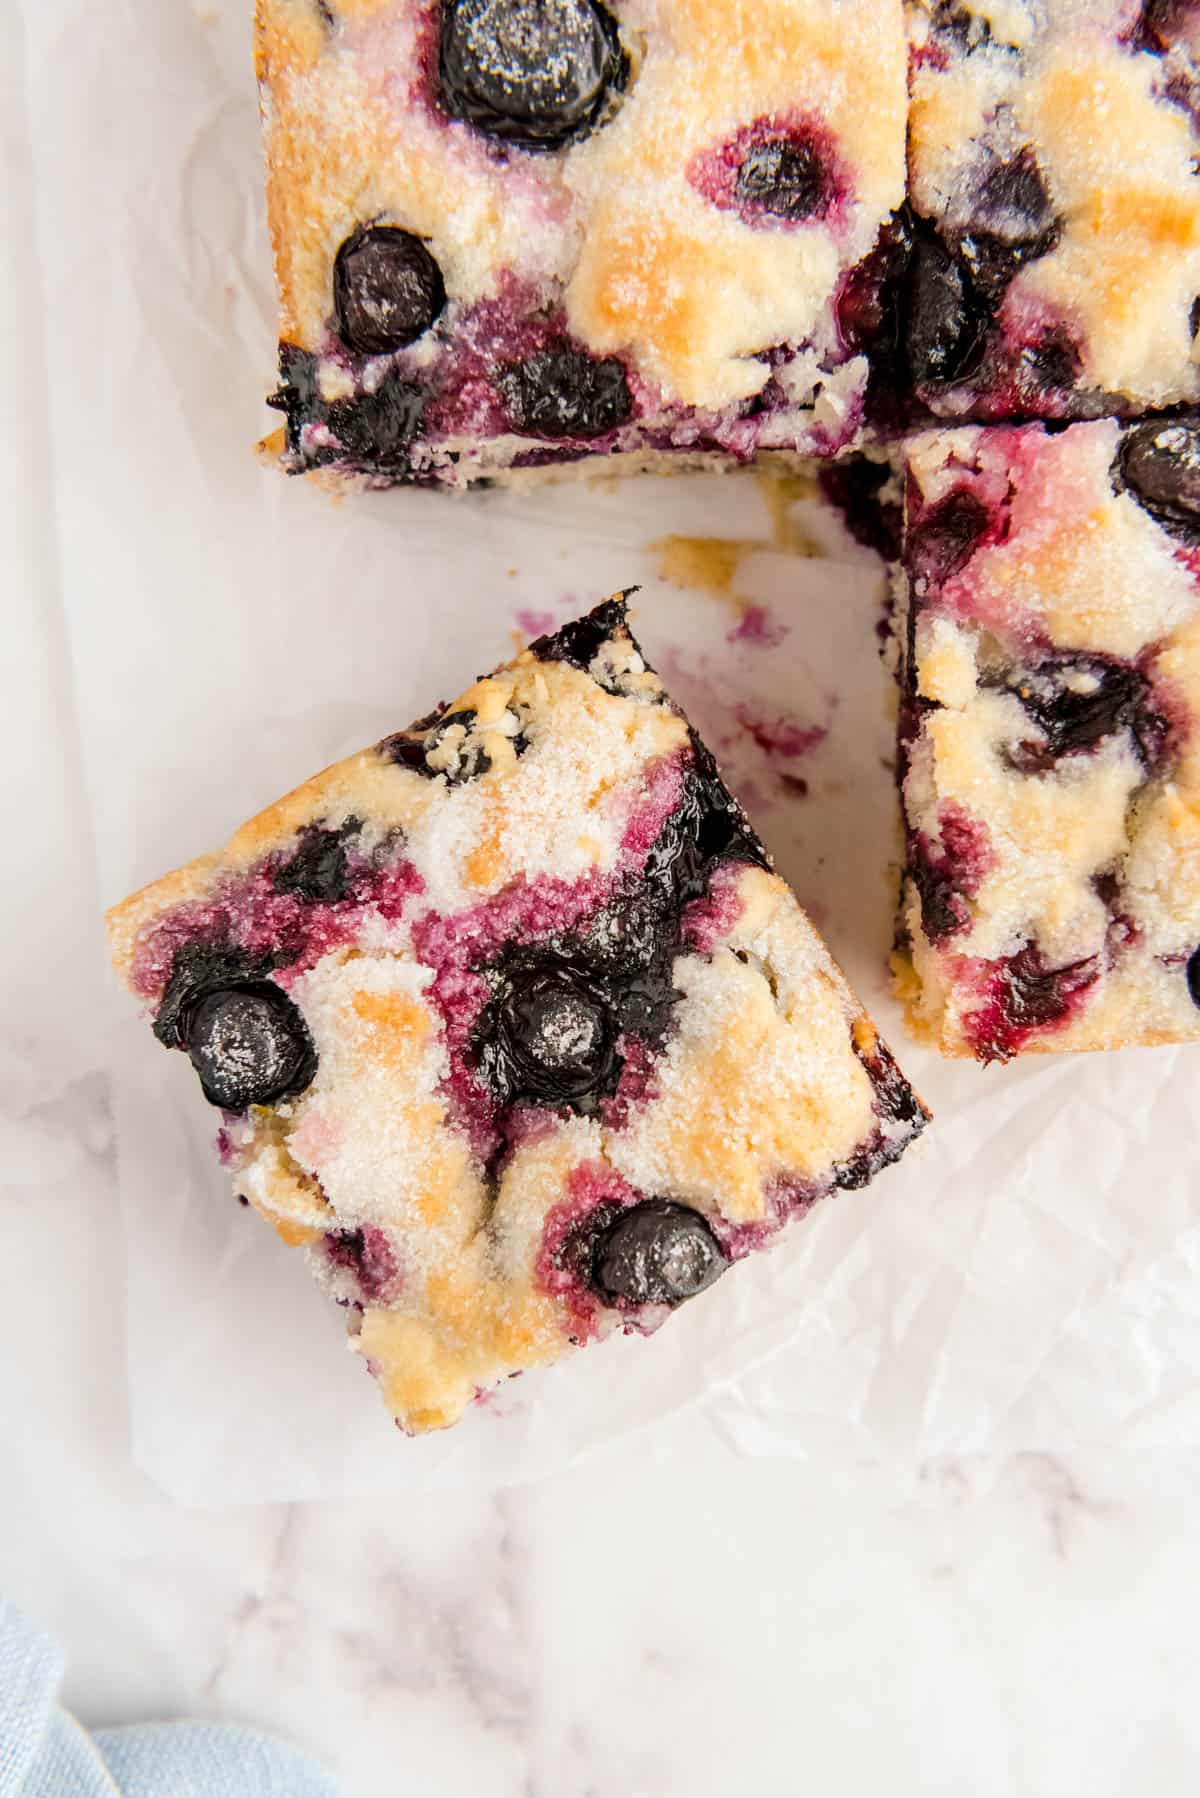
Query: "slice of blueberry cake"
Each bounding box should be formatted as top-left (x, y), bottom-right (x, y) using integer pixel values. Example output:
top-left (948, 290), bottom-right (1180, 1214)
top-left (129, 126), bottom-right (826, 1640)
top-left (895, 417), bottom-right (1200, 1059)
top-left (899, 0), bottom-right (1200, 422)
top-left (254, 0), bottom-right (909, 487)
top-left (108, 597), bottom-right (927, 1434)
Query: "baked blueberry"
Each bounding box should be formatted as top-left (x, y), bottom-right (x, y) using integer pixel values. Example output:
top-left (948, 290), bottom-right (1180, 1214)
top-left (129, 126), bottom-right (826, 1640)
top-left (333, 226), bottom-right (446, 354)
top-left (326, 373), bottom-right (426, 465)
top-left (499, 344), bottom-right (632, 438)
top-left (955, 226), bottom-right (1057, 308)
top-left (1005, 660), bottom-right (1152, 766)
top-left (269, 349), bottom-right (425, 469)
top-left (186, 985), bottom-right (316, 1111)
top-left (978, 151), bottom-right (1053, 234)
top-left (734, 136), bottom-right (831, 222)
top-left (910, 487), bottom-right (990, 585)
top-left (274, 820), bottom-right (360, 903)
top-left (592, 1200), bottom-right (727, 1307)
top-left (1187, 945), bottom-right (1200, 1009)
top-left (1118, 419), bottom-right (1200, 540)
top-left (482, 961), bottom-right (615, 1107)
top-left (906, 229), bottom-right (986, 387)
top-left (439, 0), bottom-right (626, 151)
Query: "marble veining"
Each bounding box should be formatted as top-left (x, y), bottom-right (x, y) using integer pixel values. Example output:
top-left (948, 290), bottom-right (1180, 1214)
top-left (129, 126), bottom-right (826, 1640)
top-left (6, 1), bottom-right (1200, 1791)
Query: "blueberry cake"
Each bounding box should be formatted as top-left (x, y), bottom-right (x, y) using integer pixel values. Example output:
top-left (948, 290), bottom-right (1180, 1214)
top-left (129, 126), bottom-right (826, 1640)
top-left (254, 0), bottom-right (909, 486)
top-left (895, 417), bottom-right (1200, 1059)
top-left (901, 0), bottom-right (1200, 422)
top-left (107, 598), bottom-right (927, 1433)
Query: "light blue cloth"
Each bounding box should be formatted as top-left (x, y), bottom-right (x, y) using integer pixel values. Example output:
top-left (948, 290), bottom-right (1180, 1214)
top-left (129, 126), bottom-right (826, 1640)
top-left (0, 1602), bottom-right (340, 1798)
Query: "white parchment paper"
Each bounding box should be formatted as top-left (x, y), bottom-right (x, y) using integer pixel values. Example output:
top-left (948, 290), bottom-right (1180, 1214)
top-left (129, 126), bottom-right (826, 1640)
top-left (19, 0), bottom-right (1200, 1501)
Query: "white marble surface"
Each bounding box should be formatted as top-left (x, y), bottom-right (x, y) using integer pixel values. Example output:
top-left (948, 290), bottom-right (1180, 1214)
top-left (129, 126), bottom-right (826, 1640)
top-left (7, 3), bottom-right (1200, 1792)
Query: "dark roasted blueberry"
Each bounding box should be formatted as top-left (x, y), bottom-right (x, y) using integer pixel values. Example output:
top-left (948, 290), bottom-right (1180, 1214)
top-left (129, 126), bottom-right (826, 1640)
top-left (186, 985), bottom-right (316, 1111)
top-left (1137, 0), bottom-right (1193, 50)
top-left (268, 345), bottom-right (322, 460)
top-left (910, 851), bottom-right (971, 942)
top-left (1004, 659), bottom-right (1152, 765)
top-left (1187, 945), bottom-right (1200, 1009)
top-left (439, 0), bottom-right (626, 151)
top-left (955, 225), bottom-right (1057, 307)
top-left (1018, 330), bottom-right (1079, 394)
top-left (592, 1200), bottom-right (727, 1307)
top-left (907, 230), bottom-right (987, 387)
top-left (908, 806), bottom-right (991, 943)
top-left (529, 594), bottom-right (634, 670)
top-left (818, 458), bottom-right (903, 561)
top-left (424, 708), bottom-right (492, 783)
top-left (269, 347), bottom-right (424, 470)
top-left (910, 488), bottom-right (990, 586)
top-left (837, 210), bottom-right (914, 361)
top-left (274, 819), bottom-right (361, 903)
top-left (1117, 419), bottom-right (1200, 541)
top-left (484, 961), bottom-right (615, 1107)
top-left (154, 944), bottom-right (279, 1050)
top-left (326, 372), bottom-right (425, 465)
top-left (499, 343), bottom-right (632, 438)
top-left (978, 150), bottom-right (1053, 234)
top-left (629, 731), bottom-right (771, 928)
top-left (380, 709), bottom-right (449, 775)
top-left (333, 226), bottom-right (446, 354)
top-left (384, 734), bottom-right (438, 775)
top-left (734, 137), bottom-right (830, 222)
top-left (998, 945), bottom-right (1097, 1033)
top-left (930, 0), bottom-right (995, 45)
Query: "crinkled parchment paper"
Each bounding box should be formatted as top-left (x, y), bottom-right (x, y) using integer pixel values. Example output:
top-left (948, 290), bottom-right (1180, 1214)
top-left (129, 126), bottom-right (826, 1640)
top-left (17, 0), bottom-right (1200, 1500)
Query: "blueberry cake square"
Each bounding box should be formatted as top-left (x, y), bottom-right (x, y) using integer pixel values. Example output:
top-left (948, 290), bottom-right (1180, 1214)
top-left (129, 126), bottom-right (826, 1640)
top-left (901, 0), bottom-right (1200, 422)
top-left (254, 0), bottom-right (909, 487)
top-left (895, 417), bottom-right (1200, 1059)
top-left (108, 598), bottom-right (926, 1434)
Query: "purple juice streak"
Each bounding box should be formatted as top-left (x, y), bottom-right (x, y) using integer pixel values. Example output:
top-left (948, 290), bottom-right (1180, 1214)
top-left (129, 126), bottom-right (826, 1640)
top-left (325, 1225), bottom-right (400, 1303)
top-left (516, 607), bottom-right (558, 637)
top-left (679, 862), bottom-right (748, 955)
top-left (620, 754), bottom-right (686, 859)
top-left (727, 605), bottom-right (789, 649)
top-left (599, 1034), bottom-right (661, 1132)
top-left (129, 849), bottom-right (425, 1001)
top-left (910, 801), bottom-right (994, 943)
top-left (733, 705), bottom-right (827, 760)
top-left (962, 943), bottom-right (1100, 1061)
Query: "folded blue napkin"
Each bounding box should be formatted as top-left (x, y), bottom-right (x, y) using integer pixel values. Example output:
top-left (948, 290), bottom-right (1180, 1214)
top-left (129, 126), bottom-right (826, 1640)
top-left (0, 1601), bottom-right (340, 1797)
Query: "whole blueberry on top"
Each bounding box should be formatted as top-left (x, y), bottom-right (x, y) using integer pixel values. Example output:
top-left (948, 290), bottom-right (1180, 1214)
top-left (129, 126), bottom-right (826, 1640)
top-left (439, 0), bottom-right (626, 151)
top-left (485, 961), bottom-right (615, 1107)
top-left (592, 1200), bottom-right (727, 1307)
top-left (1118, 419), bottom-right (1200, 541)
top-left (734, 139), bottom-right (830, 222)
top-left (186, 985), bottom-right (316, 1111)
top-left (333, 226), bottom-right (446, 354)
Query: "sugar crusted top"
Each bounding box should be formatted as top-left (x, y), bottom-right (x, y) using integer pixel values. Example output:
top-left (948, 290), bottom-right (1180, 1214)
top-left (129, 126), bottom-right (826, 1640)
top-left (109, 597), bottom-right (926, 1431)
